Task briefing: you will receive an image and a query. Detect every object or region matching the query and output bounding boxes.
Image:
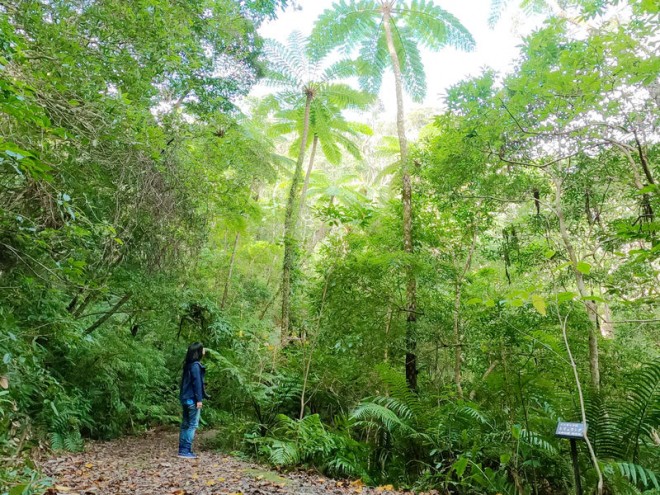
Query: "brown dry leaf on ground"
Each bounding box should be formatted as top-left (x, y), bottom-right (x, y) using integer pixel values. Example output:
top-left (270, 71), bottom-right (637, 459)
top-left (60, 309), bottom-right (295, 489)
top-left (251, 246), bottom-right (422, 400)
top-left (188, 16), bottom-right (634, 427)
top-left (43, 430), bottom-right (410, 495)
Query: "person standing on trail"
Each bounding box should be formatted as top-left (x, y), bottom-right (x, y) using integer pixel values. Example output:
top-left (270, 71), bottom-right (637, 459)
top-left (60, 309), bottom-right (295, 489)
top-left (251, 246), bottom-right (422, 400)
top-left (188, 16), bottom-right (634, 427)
top-left (178, 342), bottom-right (208, 458)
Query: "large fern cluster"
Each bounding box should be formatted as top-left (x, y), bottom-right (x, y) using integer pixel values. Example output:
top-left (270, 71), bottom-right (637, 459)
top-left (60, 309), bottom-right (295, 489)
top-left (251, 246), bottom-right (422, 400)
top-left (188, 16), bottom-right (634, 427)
top-left (258, 413), bottom-right (371, 480)
top-left (586, 360), bottom-right (660, 492)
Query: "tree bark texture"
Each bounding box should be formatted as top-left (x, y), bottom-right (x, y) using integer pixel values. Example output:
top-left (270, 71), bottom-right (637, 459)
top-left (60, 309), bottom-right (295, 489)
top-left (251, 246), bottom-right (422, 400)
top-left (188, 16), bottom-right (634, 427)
top-left (281, 92), bottom-right (313, 345)
top-left (383, 6), bottom-right (418, 391)
top-left (554, 176), bottom-right (600, 390)
top-left (299, 134), bottom-right (319, 219)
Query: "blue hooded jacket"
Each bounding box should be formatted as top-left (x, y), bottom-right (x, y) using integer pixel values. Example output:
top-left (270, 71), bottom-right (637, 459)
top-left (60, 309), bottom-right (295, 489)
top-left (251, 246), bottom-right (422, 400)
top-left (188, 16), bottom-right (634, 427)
top-left (180, 361), bottom-right (206, 404)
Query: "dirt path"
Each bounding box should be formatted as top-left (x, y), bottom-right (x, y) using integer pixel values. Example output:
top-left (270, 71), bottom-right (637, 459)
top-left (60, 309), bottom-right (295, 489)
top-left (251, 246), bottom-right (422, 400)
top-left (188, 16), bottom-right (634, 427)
top-left (43, 430), bottom-right (407, 495)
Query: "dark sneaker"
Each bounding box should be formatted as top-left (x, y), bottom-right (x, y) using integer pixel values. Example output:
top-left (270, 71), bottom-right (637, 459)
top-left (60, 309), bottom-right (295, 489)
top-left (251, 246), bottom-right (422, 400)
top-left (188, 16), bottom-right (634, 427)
top-left (177, 452), bottom-right (198, 459)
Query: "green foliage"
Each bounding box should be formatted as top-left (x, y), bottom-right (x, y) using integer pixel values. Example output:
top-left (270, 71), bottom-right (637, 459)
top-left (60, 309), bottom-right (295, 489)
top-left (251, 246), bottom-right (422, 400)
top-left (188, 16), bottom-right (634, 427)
top-left (1, 2), bottom-right (659, 495)
top-left (309, 0), bottom-right (475, 102)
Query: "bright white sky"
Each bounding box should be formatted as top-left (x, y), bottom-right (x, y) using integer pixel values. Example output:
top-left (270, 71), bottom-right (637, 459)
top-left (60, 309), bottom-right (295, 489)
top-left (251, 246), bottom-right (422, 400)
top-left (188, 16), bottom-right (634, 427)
top-left (252, 0), bottom-right (545, 120)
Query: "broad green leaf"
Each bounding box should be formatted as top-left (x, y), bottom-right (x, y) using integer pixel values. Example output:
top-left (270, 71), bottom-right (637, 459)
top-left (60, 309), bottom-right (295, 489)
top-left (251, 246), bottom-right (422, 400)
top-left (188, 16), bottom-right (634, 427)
top-left (576, 261), bottom-right (591, 275)
top-left (554, 261), bottom-right (572, 272)
top-left (453, 456), bottom-right (469, 478)
top-left (637, 184), bottom-right (658, 194)
top-left (557, 291), bottom-right (578, 303)
top-left (531, 294), bottom-right (546, 316)
top-left (9, 483), bottom-right (27, 495)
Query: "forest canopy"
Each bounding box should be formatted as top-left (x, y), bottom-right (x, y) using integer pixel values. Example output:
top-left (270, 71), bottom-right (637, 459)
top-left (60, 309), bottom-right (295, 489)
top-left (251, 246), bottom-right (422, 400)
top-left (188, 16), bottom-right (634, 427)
top-left (1, 0), bottom-right (658, 494)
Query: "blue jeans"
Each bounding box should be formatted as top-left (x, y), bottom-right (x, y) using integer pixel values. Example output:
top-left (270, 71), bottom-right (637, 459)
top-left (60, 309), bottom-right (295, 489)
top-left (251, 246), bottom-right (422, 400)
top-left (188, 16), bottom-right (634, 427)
top-left (178, 400), bottom-right (201, 454)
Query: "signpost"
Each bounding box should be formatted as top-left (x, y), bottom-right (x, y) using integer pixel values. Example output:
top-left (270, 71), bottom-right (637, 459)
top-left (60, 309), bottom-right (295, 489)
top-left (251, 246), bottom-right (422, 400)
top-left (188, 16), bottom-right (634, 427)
top-left (555, 422), bottom-right (587, 495)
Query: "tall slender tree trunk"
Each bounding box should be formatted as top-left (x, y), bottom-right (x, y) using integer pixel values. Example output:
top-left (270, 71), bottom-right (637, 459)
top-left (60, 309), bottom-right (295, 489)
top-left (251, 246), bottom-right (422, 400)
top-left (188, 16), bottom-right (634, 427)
top-left (281, 91), bottom-right (313, 345)
top-left (221, 232), bottom-right (240, 310)
top-left (299, 134), bottom-right (319, 218)
top-left (453, 282), bottom-right (464, 399)
top-left (383, 6), bottom-right (417, 391)
top-left (554, 176), bottom-right (600, 390)
top-left (453, 227), bottom-right (477, 399)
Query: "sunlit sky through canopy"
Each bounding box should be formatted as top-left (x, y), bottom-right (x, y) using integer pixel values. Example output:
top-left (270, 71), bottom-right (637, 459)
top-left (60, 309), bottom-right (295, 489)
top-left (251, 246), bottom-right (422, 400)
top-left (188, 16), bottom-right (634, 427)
top-left (251, 0), bottom-right (545, 119)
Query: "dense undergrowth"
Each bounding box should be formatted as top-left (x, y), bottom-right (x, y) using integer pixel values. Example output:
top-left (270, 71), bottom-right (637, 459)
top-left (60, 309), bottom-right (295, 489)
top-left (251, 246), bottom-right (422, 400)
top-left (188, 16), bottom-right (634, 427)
top-left (1, 0), bottom-right (659, 494)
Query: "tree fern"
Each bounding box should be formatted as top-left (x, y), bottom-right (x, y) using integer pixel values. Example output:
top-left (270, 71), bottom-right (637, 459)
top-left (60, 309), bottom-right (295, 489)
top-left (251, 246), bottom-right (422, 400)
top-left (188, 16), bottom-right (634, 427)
top-left (310, 0), bottom-right (475, 102)
top-left (309, 0), bottom-right (382, 61)
top-left (398, 0), bottom-right (475, 51)
top-left (487, 0), bottom-right (512, 27)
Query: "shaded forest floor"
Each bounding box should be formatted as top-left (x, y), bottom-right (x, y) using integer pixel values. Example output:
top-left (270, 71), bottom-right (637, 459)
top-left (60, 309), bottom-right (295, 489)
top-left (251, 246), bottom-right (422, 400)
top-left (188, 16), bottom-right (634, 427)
top-left (43, 430), bottom-right (411, 495)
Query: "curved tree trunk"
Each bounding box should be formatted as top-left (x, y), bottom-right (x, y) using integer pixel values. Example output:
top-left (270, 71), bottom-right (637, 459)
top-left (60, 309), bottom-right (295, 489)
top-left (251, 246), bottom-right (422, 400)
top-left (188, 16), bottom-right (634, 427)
top-left (383, 7), bottom-right (418, 391)
top-left (281, 92), bottom-right (313, 345)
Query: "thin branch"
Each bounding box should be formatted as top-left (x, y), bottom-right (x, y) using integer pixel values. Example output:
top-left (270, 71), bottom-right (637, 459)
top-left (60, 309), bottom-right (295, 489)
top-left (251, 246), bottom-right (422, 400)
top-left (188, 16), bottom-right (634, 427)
top-left (557, 308), bottom-right (604, 495)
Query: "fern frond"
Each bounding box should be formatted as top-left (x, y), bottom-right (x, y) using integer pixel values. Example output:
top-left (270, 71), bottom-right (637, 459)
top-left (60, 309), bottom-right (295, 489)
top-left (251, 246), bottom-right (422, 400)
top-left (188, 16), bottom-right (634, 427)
top-left (487, 0), bottom-right (511, 27)
top-left (322, 83), bottom-right (376, 110)
top-left (520, 428), bottom-right (558, 456)
top-left (322, 59), bottom-right (360, 81)
top-left (356, 30), bottom-right (389, 96)
top-left (394, 26), bottom-right (426, 102)
top-left (619, 360), bottom-right (660, 462)
top-left (351, 400), bottom-right (411, 433)
top-left (398, 0), bottom-right (476, 51)
top-left (454, 403), bottom-right (492, 427)
top-left (586, 392), bottom-right (626, 460)
top-left (610, 461), bottom-right (660, 490)
top-left (268, 439), bottom-right (301, 465)
top-left (262, 38), bottom-right (304, 89)
top-left (309, 0), bottom-right (381, 60)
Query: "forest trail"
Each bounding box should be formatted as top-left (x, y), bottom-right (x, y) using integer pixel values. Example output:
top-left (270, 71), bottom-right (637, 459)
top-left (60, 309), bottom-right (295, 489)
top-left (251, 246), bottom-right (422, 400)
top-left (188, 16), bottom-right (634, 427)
top-left (43, 430), bottom-right (407, 495)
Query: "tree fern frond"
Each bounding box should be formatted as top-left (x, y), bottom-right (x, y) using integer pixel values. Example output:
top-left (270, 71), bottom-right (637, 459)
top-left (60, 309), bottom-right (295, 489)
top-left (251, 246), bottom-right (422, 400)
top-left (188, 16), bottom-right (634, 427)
top-left (309, 0), bottom-right (381, 60)
top-left (322, 83), bottom-right (376, 110)
top-left (376, 136), bottom-right (401, 157)
top-left (262, 38), bottom-right (305, 89)
top-left (345, 121), bottom-right (373, 136)
top-left (394, 26), bottom-right (426, 102)
top-left (399, 0), bottom-right (476, 51)
top-left (320, 137), bottom-right (343, 165)
top-left (269, 120), bottom-right (297, 137)
top-left (487, 0), bottom-right (512, 27)
top-left (285, 31), bottom-right (313, 78)
top-left (322, 58), bottom-right (361, 82)
top-left (520, 0), bottom-right (551, 16)
top-left (356, 29), bottom-right (389, 95)
top-left (334, 133), bottom-right (363, 160)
